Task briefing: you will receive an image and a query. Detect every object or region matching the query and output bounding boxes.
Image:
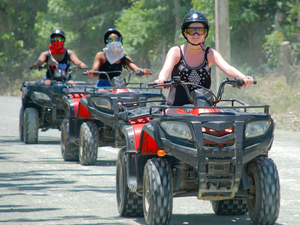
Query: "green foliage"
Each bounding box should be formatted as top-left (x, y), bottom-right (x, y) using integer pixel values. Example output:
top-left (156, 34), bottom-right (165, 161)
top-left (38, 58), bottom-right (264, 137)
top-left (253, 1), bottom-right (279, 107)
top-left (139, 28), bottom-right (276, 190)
top-left (262, 1), bottom-right (300, 68)
top-left (34, 0), bottom-right (132, 69)
top-left (263, 31), bottom-right (285, 67)
top-left (0, 0), bottom-right (299, 98)
top-left (0, 0), bottom-right (47, 94)
top-left (116, 0), bottom-right (192, 74)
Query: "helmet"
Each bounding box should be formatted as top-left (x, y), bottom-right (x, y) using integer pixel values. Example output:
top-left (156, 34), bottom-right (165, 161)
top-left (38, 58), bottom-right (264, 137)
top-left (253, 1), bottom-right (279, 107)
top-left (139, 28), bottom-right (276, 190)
top-left (104, 28), bottom-right (123, 45)
top-left (50, 29), bottom-right (66, 42)
top-left (181, 11), bottom-right (210, 38)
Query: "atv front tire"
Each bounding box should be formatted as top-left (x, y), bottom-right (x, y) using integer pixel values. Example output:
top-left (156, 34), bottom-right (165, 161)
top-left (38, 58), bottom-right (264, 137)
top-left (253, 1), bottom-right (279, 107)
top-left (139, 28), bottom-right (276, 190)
top-left (211, 199), bottom-right (248, 215)
top-left (143, 158), bottom-right (173, 225)
top-left (61, 118), bottom-right (79, 161)
top-left (247, 157), bottom-right (280, 225)
top-left (79, 122), bottom-right (98, 165)
top-left (116, 148), bottom-right (143, 217)
top-left (24, 107), bottom-right (39, 144)
top-left (19, 107), bottom-right (24, 142)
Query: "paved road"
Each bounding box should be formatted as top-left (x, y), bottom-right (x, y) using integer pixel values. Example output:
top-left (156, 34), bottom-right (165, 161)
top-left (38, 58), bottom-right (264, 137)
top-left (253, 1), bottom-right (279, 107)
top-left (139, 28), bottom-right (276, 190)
top-left (0, 96), bottom-right (299, 225)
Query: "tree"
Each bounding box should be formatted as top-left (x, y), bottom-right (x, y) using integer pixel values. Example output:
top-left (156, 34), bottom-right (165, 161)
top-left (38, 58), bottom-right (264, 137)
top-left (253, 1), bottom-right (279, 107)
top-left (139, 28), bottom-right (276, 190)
top-left (0, 0), bottom-right (47, 94)
top-left (115, 0), bottom-right (192, 73)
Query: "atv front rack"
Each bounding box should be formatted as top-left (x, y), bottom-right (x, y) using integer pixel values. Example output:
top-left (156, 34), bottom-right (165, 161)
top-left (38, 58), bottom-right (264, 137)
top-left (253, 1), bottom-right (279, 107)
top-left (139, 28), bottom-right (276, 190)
top-left (83, 85), bottom-right (160, 95)
top-left (149, 104), bottom-right (270, 117)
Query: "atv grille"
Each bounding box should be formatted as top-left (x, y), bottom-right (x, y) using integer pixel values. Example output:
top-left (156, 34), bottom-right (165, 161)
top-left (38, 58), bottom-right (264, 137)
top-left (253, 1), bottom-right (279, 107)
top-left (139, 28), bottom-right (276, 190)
top-left (129, 117), bottom-right (152, 125)
top-left (202, 126), bottom-right (235, 147)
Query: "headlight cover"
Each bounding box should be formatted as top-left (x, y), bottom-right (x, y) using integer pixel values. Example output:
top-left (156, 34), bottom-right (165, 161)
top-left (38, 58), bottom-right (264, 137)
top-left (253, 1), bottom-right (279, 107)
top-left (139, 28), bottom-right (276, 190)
top-left (146, 97), bottom-right (164, 107)
top-left (245, 120), bottom-right (271, 138)
top-left (33, 91), bottom-right (51, 101)
top-left (91, 97), bottom-right (111, 109)
top-left (161, 121), bottom-right (192, 140)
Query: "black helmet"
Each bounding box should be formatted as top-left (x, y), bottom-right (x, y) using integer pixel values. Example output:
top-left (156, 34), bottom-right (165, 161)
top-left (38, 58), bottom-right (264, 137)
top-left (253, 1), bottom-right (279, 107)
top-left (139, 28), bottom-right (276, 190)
top-left (181, 11), bottom-right (210, 38)
top-left (50, 29), bottom-right (66, 42)
top-left (103, 28), bottom-right (123, 45)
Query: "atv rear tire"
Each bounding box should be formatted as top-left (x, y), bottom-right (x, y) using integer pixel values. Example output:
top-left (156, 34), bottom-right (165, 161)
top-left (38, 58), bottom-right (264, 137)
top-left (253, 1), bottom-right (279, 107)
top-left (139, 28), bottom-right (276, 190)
top-left (247, 157), bottom-right (280, 225)
top-left (116, 148), bottom-right (143, 217)
top-left (19, 107), bottom-right (24, 142)
top-left (143, 158), bottom-right (173, 225)
top-left (61, 118), bottom-right (79, 161)
top-left (79, 122), bottom-right (98, 165)
top-left (24, 107), bottom-right (39, 144)
top-left (211, 199), bottom-right (248, 215)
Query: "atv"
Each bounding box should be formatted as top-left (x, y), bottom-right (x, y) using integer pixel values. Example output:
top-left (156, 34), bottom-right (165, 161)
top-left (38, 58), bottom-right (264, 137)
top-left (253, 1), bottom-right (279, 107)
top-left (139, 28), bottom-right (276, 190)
top-left (61, 70), bottom-right (166, 165)
top-left (19, 65), bottom-right (88, 144)
top-left (116, 76), bottom-right (280, 225)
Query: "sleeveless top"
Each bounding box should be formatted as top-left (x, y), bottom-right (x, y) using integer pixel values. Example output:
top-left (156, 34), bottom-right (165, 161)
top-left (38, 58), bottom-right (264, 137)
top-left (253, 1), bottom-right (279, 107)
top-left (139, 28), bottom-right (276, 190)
top-left (98, 55), bottom-right (130, 80)
top-left (46, 50), bottom-right (71, 79)
top-left (167, 46), bottom-right (211, 106)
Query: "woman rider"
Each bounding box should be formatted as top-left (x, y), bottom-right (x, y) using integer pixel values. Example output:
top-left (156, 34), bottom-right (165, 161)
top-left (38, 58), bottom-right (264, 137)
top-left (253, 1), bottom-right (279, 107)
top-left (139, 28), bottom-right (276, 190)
top-left (87, 28), bottom-right (151, 87)
top-left (155, 11), bottom-right (254, 106)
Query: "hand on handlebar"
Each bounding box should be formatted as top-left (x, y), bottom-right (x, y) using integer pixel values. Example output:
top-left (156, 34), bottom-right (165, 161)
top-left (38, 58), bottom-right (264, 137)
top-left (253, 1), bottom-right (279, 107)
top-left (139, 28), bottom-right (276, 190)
top-left (242, 76), bottom-right (254, 86)
top-left (154, 79), bottom-right (165, 85)
top-left (86, 70), bottom-right (95, 78)
top-left (142, 69), bottom-right (151, 76)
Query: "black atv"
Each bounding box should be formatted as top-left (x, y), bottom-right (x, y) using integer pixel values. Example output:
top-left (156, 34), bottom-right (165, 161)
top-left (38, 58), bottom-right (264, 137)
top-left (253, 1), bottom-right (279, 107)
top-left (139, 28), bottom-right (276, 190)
top-left (19, 65), bottom-right (88, 144)
top-left (61, 70), bottom-right (166, 165)
top-left (116, 77), bottom-right (280, 225)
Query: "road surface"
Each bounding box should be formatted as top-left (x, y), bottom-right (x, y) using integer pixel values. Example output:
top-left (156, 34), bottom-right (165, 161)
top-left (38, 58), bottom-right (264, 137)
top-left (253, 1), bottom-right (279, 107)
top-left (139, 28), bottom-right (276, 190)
top-left (0, 96), bottom-right (299, 224)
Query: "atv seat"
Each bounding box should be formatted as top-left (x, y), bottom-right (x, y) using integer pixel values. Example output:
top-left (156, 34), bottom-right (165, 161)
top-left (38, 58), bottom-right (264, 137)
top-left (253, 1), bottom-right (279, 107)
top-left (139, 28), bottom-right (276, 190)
top-left (119, 106), bottom-right (160, 121)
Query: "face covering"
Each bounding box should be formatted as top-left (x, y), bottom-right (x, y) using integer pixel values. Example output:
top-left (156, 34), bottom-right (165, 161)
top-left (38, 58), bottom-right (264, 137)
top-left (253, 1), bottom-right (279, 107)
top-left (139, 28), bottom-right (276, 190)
top-left (49, 40), bottom-right (65, 54)
top-left (103, 41), bottom-right (124, 64)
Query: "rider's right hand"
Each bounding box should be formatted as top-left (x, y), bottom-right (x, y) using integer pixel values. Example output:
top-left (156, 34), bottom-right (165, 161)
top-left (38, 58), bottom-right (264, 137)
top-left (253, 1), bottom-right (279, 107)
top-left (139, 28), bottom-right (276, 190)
top-left (31, 64), bottom-right (38, 69)
top-left (154, 79), bottom-right (165, 85)
top-left (87, 70), bottom-right (94, 78)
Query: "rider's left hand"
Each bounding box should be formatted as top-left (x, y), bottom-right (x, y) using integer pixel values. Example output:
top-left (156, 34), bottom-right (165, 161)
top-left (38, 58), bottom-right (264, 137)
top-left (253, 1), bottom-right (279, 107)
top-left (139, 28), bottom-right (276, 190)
top-left (243, 76), bottom-right (253, 86)
top-left (142, 69), bottom-right (151, 76)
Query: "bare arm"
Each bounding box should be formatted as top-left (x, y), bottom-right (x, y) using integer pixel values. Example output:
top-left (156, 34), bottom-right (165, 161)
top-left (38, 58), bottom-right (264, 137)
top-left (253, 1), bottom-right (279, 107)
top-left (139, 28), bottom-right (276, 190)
top-left (31, 51), bottom-right (48, 68)
top-left (155, 46), bottom-right (181, 84)
top-left (87, 52), bottom-right (104, 78)
top-left (208, 48), bottom-right (253, 86)
top-left (68, 49), bottom-right (87, 68)
top-left (125, 56), bottom-right (151, 75)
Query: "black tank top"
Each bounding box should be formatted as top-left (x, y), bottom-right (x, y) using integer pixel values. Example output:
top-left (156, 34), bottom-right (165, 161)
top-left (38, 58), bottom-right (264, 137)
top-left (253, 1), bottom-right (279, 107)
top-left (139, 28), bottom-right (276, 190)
top-left (167, 46), bottom-right (211, 106)
top-left (98, 56), bottom-right (130, 80)
top-left (46, 50), bottom-right (71, 79)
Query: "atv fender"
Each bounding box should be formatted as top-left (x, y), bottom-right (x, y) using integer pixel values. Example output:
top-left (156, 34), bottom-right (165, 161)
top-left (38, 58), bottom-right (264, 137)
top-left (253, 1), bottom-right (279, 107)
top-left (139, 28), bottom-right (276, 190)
top-left (63, 93), bottom-right (86, 118)
top-left (138, 122), bottom-right (160, 155)
top-left (77, 97), bottom-right (92, 119)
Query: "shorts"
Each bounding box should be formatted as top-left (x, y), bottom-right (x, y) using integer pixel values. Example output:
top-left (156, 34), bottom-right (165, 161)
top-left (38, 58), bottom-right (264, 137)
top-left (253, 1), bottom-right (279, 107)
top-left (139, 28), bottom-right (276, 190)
top-left (95, 79), bottom-right (111, 87)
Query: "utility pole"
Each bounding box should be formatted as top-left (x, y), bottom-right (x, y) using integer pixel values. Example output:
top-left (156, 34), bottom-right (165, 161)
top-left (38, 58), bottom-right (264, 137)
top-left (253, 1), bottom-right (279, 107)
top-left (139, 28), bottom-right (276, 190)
top-left (215, 0), bottom-right (230, 92)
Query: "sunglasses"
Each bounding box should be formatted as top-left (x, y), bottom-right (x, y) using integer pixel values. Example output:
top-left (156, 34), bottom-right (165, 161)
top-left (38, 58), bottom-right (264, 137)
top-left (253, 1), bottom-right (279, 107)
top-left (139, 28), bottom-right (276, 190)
top-left (185, 27), bottom-right (207, 36)
top-left (52, 37), bottom-right (64, 42)
top-left (107, 37), bottom-right (120, 43)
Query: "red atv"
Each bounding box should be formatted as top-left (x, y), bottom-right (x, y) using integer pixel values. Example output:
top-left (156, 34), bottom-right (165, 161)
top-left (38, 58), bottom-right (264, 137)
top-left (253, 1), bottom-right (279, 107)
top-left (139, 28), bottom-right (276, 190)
top-left (61, 70), bottom-right (165, 165)
top-left (116, 77), bottom-right (280, 225)
top-left (19, 65), bottom-right (88, 144)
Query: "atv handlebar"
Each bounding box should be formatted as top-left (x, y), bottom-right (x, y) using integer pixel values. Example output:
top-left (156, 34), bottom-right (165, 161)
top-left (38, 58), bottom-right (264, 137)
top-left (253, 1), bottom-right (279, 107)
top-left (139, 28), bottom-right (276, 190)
top-left (83, 70), bottom-right (152, 86)
top-left (148, 76), bottom-right (257, 105)
top-left (30, 65), bottom-right (87, 72)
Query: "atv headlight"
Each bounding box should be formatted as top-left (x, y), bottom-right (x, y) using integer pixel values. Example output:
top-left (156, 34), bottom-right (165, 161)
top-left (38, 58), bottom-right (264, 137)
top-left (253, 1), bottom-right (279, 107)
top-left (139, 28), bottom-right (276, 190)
top-left (91, 97), bottom-right (111, 109)
top-left (33, 91), bottom-right (51, 101)
top-left (245, 120), bottom-right (271, 138)
top-left (146, 97), bottom-right (165, 107)
top-left (161, 121), bottom-right (192, 140)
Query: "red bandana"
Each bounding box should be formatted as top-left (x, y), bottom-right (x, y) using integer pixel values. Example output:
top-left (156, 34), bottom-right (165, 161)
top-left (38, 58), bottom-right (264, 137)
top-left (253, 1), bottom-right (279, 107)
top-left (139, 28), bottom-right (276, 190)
top-left (49, 43), bottom-right (65, 54)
